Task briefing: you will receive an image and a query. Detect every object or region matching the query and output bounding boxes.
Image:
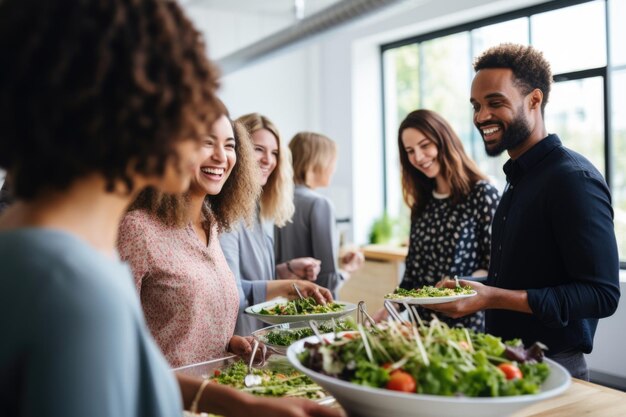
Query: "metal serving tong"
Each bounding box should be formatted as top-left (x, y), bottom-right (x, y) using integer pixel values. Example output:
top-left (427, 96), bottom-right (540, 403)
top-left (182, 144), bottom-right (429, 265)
top-left (292, 282), bottom-right (305, 300)
top-left (357, 301), bottom-right (377, 327)
top-left (384, 299), bottom-right (405, 322)
top-left (244, 339), bottom-right (262, 387)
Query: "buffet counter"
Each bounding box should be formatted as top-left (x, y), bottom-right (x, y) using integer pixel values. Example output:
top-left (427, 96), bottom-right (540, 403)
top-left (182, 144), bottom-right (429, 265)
top-left (330, 378), bottom-right (626, 416)
top-left (508, 378), bottom-right (626, 416)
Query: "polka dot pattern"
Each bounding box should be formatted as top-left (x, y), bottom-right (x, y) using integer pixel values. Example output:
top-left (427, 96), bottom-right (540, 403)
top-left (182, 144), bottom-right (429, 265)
top-left (401, 181), bottom-right (500, 331)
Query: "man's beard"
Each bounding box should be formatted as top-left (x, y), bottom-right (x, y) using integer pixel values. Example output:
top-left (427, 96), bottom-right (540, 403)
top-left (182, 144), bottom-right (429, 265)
top-left (481, 110), bottom-right (531, 157)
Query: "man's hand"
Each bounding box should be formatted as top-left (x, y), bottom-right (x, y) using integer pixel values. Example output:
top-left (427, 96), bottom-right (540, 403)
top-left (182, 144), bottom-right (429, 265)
top-left (425, 278), bottom-right (489, 318)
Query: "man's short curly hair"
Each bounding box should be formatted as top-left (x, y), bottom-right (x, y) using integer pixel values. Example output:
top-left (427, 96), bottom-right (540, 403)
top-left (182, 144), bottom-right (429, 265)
top-left (473, 43), bottom-right (552, 114)
top-left (0, 0), bottom-right (221, 200)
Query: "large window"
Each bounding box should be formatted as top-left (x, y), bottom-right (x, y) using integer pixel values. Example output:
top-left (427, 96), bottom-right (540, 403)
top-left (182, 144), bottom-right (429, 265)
top-left (382, 0), bottom-right (626, 264)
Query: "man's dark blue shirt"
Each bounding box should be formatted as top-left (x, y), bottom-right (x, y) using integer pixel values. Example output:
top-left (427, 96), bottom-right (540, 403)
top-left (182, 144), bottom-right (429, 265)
top-left (486, 134), bottom-right (620, 355)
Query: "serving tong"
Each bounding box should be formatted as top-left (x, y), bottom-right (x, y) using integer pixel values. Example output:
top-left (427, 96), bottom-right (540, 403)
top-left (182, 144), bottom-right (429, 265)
top-left (244, 339), bottom-right (263, 387)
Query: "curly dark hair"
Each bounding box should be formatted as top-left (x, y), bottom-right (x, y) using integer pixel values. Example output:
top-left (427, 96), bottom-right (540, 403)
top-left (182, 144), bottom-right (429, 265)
top-left (473, 43), bottom-right (552, 114)
top-left (398, 109), bottom-right (487, 218)
top-left (0, 0), bottom-right (221, 200)
top-left (130, 111), bottom-right (260, 234)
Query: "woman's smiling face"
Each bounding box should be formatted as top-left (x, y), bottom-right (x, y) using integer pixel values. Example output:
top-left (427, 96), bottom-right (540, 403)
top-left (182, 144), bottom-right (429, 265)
top-left (190, 115), bottom-right (237, 196)
top-left (401, 127), bottom-right (440, 179)
top-left (251, 128), bottom-right (278, 187)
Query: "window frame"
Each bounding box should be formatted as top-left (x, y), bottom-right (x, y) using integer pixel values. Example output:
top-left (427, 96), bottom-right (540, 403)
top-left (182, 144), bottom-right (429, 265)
top-left (380, 0), bottom-right (626, 267)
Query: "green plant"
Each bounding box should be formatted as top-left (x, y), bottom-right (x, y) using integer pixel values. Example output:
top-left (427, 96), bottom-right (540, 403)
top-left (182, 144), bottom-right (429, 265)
top-left (369, 212), bottom-right (395, 244)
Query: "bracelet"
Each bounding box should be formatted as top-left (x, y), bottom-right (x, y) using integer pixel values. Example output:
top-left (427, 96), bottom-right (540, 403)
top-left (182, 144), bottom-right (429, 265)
top-left (286, 261), bottom-right (296, 275)
top-left (190, 379), bottom-right (210, 414)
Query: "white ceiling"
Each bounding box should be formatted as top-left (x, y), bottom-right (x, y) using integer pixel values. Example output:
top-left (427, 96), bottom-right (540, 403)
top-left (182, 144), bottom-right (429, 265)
top-left (181, 0), bottom-right (341, 18)
top-left (181, 0), bottom-right (343, 59)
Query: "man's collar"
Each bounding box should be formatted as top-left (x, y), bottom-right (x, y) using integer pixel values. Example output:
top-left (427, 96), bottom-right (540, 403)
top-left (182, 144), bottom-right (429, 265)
top-left (503, 134), bottom-right (561, 185)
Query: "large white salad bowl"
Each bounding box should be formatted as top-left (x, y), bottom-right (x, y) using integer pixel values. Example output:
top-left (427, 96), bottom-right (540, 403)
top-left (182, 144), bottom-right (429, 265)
top-left (286, 334), bottom-right (571, 417)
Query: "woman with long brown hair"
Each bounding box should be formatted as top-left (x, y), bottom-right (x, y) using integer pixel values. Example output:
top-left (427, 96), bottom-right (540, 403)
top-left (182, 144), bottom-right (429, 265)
top-left (374, 109), bottom-right (500, 330)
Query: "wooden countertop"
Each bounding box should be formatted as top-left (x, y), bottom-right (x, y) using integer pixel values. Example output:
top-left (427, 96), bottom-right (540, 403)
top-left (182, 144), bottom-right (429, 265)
top-left (332, 379), bottom-right (626, 416)
top-left (509, 378), bottom-right (626, 416)
top-left (360, 244), bottom-right (408, 262)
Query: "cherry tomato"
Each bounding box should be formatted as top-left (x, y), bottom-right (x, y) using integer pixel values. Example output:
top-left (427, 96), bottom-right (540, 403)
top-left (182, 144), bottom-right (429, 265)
top-left (498, 363), bottom-right (523, 380)
top-left (385, 370), bottom-right (417, 393)
top-left (213, 369), bottom-right (221, 377)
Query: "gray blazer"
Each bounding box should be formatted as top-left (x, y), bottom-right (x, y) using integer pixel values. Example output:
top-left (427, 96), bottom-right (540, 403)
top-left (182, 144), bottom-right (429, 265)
top-left (274, 185), bottom-right (344, 296)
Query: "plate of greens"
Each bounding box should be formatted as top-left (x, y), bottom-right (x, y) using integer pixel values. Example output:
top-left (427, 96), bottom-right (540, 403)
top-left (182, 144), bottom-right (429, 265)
top-left (245, 297), bottom-right (357, 325)
top-left (384, 285), bottom-right (477, 305)
top-left (252, 319), bottom-right (357, 355)
top-left (287, 319), bottom-right (570, 417)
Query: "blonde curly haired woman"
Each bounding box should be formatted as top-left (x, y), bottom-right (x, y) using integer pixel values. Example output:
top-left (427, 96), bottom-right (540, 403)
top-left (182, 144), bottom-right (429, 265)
top-left (220, 113), bottom-right (329, 336)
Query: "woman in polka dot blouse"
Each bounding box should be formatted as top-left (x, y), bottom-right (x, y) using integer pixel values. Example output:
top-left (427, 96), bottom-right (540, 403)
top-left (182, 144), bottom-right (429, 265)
top-left (376, 109), bottom-right (500, 331)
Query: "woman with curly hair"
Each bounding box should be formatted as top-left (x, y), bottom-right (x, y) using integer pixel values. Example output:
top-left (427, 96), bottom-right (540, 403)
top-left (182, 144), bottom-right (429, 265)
top-left (220, 113), bottom-right (328, 336)
top-left (118, 105), bottom-right (333, 364)
top-left (0, 1), bottom-right (340, 416)
top-left (373, 109), bottom-right (500, 330)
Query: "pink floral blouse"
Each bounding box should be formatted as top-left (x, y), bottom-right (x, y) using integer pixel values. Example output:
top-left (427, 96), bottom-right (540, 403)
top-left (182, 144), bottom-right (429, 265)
top-left (118, 210), bottom-right (239, 368)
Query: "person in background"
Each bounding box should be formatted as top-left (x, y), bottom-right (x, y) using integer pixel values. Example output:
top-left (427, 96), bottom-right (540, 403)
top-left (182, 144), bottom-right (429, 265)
top-left (275, 132), bottom-right (364, 298)
top-left (220, 113), bottom-right (326, 336)
top-left (429, 43), bottom-right (620, 380)
top-left (119, 104), bottom-right (332, 367)
top-left (0, 1), bottom-right (340, 416)
top-left (373, 109), bottom-right (500, 331)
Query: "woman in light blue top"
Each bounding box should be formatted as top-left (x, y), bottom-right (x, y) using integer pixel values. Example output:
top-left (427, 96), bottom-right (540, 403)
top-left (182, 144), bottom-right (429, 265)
top-left (220, 113), bottom-right (331, 336)
top-left (275, 132), bottom-right (365, 298)
top-left (0, 2), bottom-right (340, 417)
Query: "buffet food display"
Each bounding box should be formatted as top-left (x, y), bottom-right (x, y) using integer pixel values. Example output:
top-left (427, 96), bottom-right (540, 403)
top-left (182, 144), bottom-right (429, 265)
top-left (286, 319), bottom-right (570, 417)
top-left (252, 320), bottom-right (356, 355)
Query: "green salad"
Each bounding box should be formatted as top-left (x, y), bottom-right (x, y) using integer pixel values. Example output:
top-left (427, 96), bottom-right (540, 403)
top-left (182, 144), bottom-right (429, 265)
top-left (209, 360), bottom-right (326, 399)
top-left (259, 297), bottom-right (344, 316)
top-left (385, 285), bottom-right (475, 299)
top-left (298, 319), bottom-right (550, 397)
top-left (264, 320), bottom-right (356, 347)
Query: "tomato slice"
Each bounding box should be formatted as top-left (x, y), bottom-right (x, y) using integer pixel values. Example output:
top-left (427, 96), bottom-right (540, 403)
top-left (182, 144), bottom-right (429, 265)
top-left (498, 363), bottom-right (523, 380)
top-left (385, 370), bottom-right (417, 393)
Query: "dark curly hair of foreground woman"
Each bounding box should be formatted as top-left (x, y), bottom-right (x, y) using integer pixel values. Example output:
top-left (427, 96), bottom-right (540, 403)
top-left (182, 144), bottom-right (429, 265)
top-left (0, 0), bottom-right (221, 200)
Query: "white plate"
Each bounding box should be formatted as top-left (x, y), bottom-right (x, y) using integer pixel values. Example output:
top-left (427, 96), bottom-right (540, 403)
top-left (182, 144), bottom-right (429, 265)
top-left (287, 333), bottom-right (571, 417)
top-left (385, 291), bottom-right (477, 305)
top-left (244, 298), bottom-right (357, 325)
